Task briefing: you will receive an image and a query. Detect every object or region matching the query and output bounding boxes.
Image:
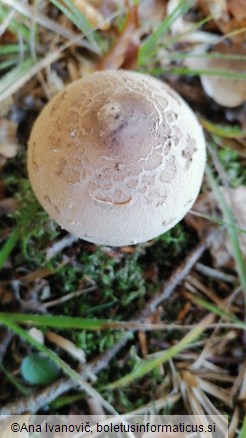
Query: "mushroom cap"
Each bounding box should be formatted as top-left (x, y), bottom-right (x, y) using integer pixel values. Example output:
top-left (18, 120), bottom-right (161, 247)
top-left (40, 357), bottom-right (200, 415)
top-left (28, 70), bottom-right (206, 246)
top-left (200, 42), bottom-right (246, 108)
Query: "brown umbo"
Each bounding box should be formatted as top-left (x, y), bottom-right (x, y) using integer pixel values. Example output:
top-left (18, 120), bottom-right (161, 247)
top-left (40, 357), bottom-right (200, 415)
top-left (28, 70), bottom-right (206, 246)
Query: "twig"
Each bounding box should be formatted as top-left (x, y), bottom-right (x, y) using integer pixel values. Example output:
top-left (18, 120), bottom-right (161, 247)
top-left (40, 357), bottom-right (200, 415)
top-left (0, 335), bottom-right (131, 414)
top-left (0, 377), bottom-right (74, 414)
top-left (43, 286), bottom-right (97, 308)
top-left (195, 262), bottom-right (237, 283)
top-left (0, 228), bottom-right (218, 414)
top-left (138, 228), bottom-right (218, 320)
top-left (45, 234), bottom-right (79, 260)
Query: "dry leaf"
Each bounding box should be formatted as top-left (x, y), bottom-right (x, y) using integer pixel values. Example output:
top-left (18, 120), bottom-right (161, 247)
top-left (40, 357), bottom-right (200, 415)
top-left (186, 186), bottom-right (246, 267)
top-left (227, 0), bottom-right (246, 20)
top-left (97, 5), bottom-right (139, 70)
top-left (207, 0), bottom-right (246, 41)
top-left (121, 40), bottom-right (139, 70)
top-left (0, 29), bottom-right (17, 43)
top-left (167, 0), bottom-right (220, 44)
top-left (0, 198), bottom-right (18, 217)
top-left (0, 119), bottom-right (18, 164)
top-left (89, 0), bottom-right (120, 20)
top-left (216, 19), bottom-right (246, 44)
top-left (139, 0), bottom-right (166, 26)
top-left (45, 331), bottom-right (86, 362)
top-left (198, 0), bottom-right (229, 22)
top-left (0, 96), bottom-right (14, 118)
top-left (138, 331), bottom-right (148, 357)
top-left (67, 58), bottom-right (81, 81)
top-left (46, 69), bottom-right (65, 97)
top-left (73, 0), bottom-right (110, 30)
top-left (198, 0), bottom-right (246, 42)
top-left (176, 301), bottom-right (192, 322)
top-left (19, 267), bottom-right (53, 283)
top-left (77, 53), bottom-right (98, 76)
top-left (203, 0), bottom-right (228, 20)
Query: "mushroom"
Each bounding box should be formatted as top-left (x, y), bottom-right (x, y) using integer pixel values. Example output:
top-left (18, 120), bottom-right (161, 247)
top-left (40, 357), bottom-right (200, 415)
top-left (186, 42), bottom-right (246, 108)
top-left (28, 70), bottom-right (206, 246)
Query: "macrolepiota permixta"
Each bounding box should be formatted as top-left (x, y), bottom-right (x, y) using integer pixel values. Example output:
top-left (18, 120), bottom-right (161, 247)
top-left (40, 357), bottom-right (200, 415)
top-left (28, 70), bottom-right (206, 246)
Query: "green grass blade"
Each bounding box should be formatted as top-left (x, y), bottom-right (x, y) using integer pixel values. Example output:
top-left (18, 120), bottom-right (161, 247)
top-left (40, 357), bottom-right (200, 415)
top-left (0, 5), bottom-right (30, 40)
top-left (147, 66), bottom-right (246, 79)
top-left (200, 118), bottom-right (246, 139)
top-left (0, 60), bottom-right (17, 71)
top-left (190, 295), bottom-right (246, 329)
top-left (106, 315), bottom-right (212, 389)
top-left (0, 44), bottom-right (29, 55)
top-left (0, 49), bottom-right (66, 102)
top-left (239, 416), bottom-right (246, 438)
top-left (190, 210), bottom-right (246, 235)
top-left (63, 0), bottom-right (95, 34)
top-left (138, 0), bottom-right (195, 64)
top-left (0, 57), bottom-right (35, 98)
top-left (0, 313), bottom-right (113, 330)
top-left (206, 165), bottom-right (246, 294)
top-left (50, 0), bottom-right (100, 52)
top-left (167, 51), bottom-right (246, 63)
top-left (141, 14), bottom-right (214, 63)
top-left (0, 316), bottom-right (117, 414)
top-left (0, 362), bottom-right (30, 396)
top-left (50, 392), bottom-right (85, 408)
top-left (0, 228), bottom-right (20, 270)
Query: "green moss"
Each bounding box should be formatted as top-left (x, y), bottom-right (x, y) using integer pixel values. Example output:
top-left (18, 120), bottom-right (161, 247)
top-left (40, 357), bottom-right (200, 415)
top-left (1, 175), bottom-right (60, 268)
top-left (218, 147), bottom-right (246, 187)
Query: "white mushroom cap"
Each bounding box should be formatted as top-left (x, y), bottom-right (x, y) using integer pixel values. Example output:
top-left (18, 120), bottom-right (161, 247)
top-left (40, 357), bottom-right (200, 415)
top-left (28, 70), bottom-right (206, 246)
top-left (199, 42), bottom-right (246, 108)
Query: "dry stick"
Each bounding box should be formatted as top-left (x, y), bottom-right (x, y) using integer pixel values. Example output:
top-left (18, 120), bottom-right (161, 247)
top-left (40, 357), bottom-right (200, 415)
top-left (0, 228), bottom-right (218, 414)
top-left (195, 262), bottom-right (236, 283)
top-left (0, 336), bottom-right (130, 415)
top-left (45, 234), bottom-right (79, 261)
top-left (138, 229), bottom-right (217, 320)
top-left (43, 286), bottom-right (97, 309)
